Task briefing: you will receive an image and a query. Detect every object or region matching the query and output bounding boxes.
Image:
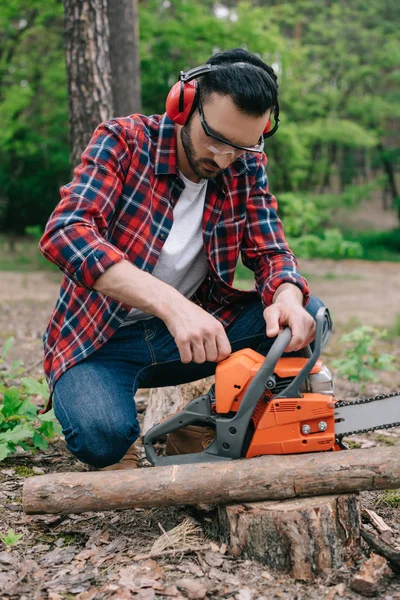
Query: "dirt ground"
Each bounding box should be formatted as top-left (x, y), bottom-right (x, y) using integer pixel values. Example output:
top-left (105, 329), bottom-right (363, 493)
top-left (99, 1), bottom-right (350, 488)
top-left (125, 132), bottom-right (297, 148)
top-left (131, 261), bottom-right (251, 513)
top-left (0, 262), bottom-right (399, 600)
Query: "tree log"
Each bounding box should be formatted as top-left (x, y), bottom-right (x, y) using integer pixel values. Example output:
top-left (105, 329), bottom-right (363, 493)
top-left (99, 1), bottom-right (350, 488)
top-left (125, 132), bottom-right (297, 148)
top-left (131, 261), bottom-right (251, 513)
top-left (23, 446), bottom-right (400, 515)
top-left (143, 377), bottom-right (214, 434)
top-left (209, 494), bottom-right (361, 581)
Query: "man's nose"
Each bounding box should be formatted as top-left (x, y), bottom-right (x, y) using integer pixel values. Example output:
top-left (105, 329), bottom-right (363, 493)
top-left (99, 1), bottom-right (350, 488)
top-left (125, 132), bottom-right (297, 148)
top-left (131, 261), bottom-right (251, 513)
top-left (213, 152), bottom-right (234, 169)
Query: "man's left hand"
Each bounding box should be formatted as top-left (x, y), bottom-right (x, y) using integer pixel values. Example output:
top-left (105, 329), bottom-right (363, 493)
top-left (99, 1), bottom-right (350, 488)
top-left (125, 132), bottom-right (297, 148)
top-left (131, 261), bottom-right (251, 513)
top-left (263, 284), bottom-right (316, 352)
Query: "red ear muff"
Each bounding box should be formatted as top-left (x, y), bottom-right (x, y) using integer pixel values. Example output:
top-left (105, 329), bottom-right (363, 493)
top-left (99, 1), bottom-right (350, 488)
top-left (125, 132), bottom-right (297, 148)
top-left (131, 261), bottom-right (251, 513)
top-left (263, 104), bottom-right (280, 139)
top-left (264, 119), bottom-right (272, 134)
top-left (166, 80), bottom-right (198, 125)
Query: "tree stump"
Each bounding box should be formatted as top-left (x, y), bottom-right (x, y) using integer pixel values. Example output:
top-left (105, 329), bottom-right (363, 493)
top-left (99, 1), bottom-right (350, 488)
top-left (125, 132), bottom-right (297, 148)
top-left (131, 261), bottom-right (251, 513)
top-left (142, 383), bottom-right (363, 580)
top-left (142, 376), bottom-right (215, 434)
top-left (210, 494), bottom-right (361, 581)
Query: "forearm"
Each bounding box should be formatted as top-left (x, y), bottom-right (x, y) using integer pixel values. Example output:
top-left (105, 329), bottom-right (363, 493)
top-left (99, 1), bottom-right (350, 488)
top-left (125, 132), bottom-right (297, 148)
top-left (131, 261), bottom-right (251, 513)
top-left (273, 282), bottom-right (303, 305)
top-left (93, 259), bottom-right (186, 321)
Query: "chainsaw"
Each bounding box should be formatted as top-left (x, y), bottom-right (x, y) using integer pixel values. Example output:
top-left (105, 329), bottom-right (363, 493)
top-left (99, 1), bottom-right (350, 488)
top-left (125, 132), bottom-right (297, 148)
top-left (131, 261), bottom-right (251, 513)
top-left (144, 307), bottom-right (400, 466)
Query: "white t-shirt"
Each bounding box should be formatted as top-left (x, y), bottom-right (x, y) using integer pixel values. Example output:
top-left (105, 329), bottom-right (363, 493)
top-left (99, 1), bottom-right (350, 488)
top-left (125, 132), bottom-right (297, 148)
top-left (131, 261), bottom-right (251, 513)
top-left (122, 170), bottom-right (209, 324)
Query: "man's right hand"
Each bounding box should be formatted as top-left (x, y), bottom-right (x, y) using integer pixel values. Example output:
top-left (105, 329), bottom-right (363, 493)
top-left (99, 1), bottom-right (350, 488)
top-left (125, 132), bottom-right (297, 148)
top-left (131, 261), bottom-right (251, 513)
top-left (93, 260), bottom-right (231, 364)
top-left (163, 299), bottom-right (232, 364)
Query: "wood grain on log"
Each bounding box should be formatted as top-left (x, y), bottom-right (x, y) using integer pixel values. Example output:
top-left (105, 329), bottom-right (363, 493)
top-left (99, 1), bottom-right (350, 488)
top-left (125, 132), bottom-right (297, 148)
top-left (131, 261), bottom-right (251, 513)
top-left (23, 446), bottom-right (400, 515)
top-left (213, 495), bottom-right (360, 581)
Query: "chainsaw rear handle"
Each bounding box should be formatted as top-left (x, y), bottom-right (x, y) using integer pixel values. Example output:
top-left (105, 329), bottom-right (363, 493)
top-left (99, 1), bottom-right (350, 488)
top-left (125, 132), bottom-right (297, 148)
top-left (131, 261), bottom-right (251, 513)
top-left (143, 391), bottom-right (226, 466)
top-left (143, 306), bottom-right (331, 466)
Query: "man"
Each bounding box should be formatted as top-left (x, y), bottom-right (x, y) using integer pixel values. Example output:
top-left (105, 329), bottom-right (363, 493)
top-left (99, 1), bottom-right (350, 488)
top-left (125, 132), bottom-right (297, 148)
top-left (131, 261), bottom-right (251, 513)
top-left (39, 48), bottom-right (324, 470)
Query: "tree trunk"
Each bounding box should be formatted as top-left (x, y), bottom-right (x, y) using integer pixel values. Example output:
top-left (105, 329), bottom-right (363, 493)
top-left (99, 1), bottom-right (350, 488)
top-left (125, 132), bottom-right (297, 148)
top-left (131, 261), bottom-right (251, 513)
top-left (63, 0), bottom-right (114, 167)
top-left (143, 377), bottom-right (215, 435)
top-left (22, 446), bottom-right (400, 514)
top-left (208, 494), bottom-right (361, 581)
top-left (107, 0), bottom-right (142, 116)
top-left (377, 141), bottom-right (400, 224)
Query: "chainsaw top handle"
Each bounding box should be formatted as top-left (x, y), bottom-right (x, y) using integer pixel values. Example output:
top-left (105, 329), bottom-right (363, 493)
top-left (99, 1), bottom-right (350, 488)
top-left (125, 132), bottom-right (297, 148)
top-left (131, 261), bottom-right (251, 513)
top-left (143, 306), bottom-right (331, 466)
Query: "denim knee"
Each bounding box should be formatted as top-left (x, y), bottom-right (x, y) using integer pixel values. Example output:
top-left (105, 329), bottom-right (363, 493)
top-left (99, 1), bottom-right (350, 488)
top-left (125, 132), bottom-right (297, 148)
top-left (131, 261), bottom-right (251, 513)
top-left (63, 418), bottom-right (140, 468)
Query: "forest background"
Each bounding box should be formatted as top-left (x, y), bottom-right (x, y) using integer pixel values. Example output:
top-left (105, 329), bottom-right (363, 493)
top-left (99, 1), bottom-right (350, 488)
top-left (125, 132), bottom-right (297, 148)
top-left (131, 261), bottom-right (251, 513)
top-left (0, 0), bottom-right (399, 266)
top-left (0, 3), bottom-right (400, 597)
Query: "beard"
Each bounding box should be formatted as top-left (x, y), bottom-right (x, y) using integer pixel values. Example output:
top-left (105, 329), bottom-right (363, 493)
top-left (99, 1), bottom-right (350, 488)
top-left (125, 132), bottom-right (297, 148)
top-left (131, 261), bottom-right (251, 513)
top-left (180, 120), bottom-right (223, 180)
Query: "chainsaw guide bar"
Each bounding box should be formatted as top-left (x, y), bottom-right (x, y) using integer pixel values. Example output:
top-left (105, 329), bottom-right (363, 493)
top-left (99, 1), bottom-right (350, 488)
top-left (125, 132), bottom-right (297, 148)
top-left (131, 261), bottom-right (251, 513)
top-left (334, 391), bottom-right (400, 438)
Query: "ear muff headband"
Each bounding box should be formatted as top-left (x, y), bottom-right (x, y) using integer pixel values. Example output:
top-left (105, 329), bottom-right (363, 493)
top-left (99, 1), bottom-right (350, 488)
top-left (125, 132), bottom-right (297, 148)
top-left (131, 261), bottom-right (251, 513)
top-left (165, 63), bottom-right (280, 137)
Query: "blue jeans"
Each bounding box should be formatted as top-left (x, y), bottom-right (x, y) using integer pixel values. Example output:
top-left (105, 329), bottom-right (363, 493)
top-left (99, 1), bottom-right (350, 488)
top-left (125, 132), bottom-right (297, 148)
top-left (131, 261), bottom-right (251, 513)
top-left (53, 295), bottom-right (325, 467)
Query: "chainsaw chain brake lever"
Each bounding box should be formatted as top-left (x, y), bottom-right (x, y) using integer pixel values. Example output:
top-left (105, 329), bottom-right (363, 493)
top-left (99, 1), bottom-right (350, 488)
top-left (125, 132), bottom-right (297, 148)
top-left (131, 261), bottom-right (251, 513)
top-left (144, 306), bottom-right (332, 466)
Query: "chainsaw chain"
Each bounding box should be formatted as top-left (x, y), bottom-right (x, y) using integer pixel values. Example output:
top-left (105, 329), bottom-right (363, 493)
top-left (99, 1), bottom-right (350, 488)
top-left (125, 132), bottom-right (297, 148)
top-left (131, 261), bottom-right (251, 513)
top-left (334, 390), bottom-right (400, 438)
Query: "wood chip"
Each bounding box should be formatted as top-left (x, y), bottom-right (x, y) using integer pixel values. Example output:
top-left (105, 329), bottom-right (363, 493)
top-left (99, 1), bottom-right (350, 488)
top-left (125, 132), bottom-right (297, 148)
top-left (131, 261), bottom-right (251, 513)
top-left (362, 507), bottom-right (393, 535)
top-left (351, 553), bottom-right (392, 596)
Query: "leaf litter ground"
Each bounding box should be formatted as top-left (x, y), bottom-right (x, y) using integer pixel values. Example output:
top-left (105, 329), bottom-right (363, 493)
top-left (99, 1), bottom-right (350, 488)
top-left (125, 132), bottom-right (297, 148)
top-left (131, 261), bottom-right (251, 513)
top-left (0, 265), bottom-right (399, 600)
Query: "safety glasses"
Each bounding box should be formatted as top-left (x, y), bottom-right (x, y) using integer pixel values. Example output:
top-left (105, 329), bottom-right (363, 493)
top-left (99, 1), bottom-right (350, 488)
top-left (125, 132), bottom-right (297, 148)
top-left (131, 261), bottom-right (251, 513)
top-left (197, 96), bottom-right (265, 155)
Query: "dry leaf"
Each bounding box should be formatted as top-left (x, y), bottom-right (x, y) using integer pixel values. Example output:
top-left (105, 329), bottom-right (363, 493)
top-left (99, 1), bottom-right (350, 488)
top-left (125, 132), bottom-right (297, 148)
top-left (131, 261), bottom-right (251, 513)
top-left (204, 551), bottom-right (224, 567)
top-left (162, 585), bottom-right (179, 597)
top-left (109, 586), bottom-right (135, 600)
top-left (235, 589), bottom-right (253, 600)
top-left (208, 567), bottom-right (226, 581)
top-left (41, 546), bottom-right (78, 566)
top-left (325, 583), bottom-right (346, 599)
top-left (176, 578), bottom-right (208, 599)
top-left (135, 589), bottom-right (156, 600)
top-left (0, 551), bottom-right (16, 566)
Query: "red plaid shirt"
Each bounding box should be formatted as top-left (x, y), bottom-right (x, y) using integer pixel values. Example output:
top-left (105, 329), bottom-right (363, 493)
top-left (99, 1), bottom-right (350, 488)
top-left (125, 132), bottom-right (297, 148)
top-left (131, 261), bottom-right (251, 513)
top-left (39, 113), bottom-right (309, 410)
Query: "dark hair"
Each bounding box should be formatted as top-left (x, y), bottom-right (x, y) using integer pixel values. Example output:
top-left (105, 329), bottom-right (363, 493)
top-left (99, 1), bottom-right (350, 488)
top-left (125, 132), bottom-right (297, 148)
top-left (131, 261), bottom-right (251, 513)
top-left (199, 48), bottom-right (278, 117)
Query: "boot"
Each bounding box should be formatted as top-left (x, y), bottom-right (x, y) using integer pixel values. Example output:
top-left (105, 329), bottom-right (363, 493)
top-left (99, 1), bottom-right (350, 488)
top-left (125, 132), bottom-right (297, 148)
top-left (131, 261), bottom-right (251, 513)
top-left (95, 442), bottom-right (139, 471)
top-left (165, 425), bottom-right (216, 456)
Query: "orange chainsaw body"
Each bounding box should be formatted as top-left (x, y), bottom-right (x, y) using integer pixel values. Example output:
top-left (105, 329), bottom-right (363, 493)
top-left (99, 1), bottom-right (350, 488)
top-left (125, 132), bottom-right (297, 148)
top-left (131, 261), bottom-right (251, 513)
top-left (215, 348), bottom-right (337, 456)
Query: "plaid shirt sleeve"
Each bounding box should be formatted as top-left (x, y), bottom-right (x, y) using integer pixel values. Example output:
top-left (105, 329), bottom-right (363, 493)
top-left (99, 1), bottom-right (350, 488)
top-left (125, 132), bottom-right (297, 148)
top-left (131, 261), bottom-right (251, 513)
top-left (241, 154), bottom-right (310, 307)
top-left (39, 121), bottom-right (132, 290)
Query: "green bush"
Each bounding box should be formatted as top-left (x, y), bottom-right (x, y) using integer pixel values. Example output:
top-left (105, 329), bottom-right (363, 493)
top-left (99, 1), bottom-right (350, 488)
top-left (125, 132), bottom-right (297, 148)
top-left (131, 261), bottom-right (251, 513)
top-left (332, 326), bottom-right (396, 391)
top-left (289, 229), bottom-right (363, 260)
top-left (0, 337), bottom-right (62, 461)
top-left (343, 229), bottom-right (400, 261)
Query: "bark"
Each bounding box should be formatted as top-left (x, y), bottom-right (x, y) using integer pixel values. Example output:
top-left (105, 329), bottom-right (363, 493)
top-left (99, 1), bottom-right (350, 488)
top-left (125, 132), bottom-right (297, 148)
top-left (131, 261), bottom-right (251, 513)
top-left (107, 0), bottom-right (142, 116)
top-left (377, 141), bottom-right (400, 223)
top-left (211, 494), bottom-right (360, 581)
top-left (63, 0), bottom-right (114, 167)
top-left (22, 446), bottom-right (400, 515)
top-left (143, 377), bottom-right (214, 435)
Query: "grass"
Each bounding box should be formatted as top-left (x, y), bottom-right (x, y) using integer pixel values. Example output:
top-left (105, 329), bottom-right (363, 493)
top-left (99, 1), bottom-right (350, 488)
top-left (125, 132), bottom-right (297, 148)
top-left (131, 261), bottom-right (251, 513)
top-left (375, 489), bottom-right (400, 509)
top-left (0, 236), bottom-right (57, 272)
top-left (14, 465), bottom-right (37, 477)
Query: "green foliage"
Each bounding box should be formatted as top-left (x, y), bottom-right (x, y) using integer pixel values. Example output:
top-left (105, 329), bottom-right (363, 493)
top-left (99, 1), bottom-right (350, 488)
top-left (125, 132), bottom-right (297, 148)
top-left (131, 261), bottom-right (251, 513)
top-left (0, 0), bottom-right (399, 234)
top-left (277, 193), bottom-right (326, 238)
top-left (343, 229), bottom-right (400, 262)
top-left (0, 0), bottom-right (70, 234)
top-left (0, 337), bottom-right (62, 461)
top-left (332, 326), bottom-right (396, 391)
top-left (289, 229), bottom-right (363, 260)
top-left (376, 490), bottom-right (400, 508)
top-left (389, 313), bottom-right (400, 339)
top-left (1, 529), bottom-right (24, 547)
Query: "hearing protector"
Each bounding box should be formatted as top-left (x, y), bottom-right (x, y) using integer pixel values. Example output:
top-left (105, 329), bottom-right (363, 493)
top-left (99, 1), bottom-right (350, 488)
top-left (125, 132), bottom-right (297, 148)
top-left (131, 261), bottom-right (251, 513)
top-left (165, 63), bottom-right (280, 138)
